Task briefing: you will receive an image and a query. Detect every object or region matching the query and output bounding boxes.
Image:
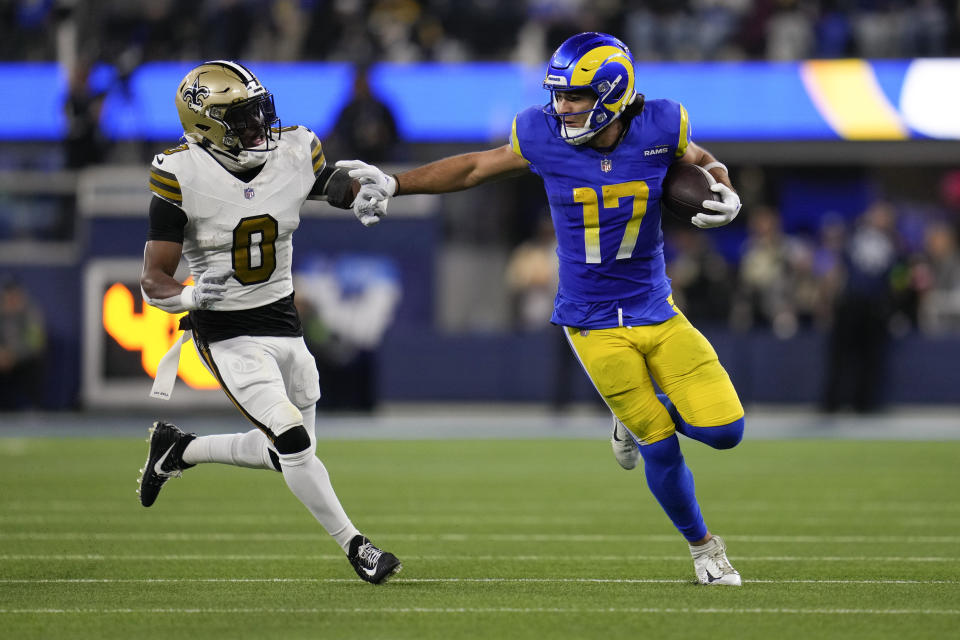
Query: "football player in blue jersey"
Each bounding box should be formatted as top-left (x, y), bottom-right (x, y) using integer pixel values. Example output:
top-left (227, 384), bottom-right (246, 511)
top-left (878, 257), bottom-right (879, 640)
top-left (344, 32), bottom-right (746, 585)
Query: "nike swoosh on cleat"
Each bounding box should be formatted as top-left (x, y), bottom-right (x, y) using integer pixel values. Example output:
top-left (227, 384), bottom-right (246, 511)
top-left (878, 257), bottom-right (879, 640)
top-left (362, 565), bottom-right (379, 577)
top-left (153, 444), bottom-right (177, 474)
top-left (704, 569), bottom-right (721, 583)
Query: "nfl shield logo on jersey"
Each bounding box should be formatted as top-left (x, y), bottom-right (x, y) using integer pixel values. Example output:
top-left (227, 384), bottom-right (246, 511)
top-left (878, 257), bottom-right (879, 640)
top-left (601, 158), bottom-right (612, 173)
top-left (244, 187), bottom-right (255, 199)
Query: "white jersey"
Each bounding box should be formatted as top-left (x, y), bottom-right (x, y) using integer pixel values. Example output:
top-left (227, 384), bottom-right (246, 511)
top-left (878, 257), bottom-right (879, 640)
top-left (148, 126), bottom-right (325, 311)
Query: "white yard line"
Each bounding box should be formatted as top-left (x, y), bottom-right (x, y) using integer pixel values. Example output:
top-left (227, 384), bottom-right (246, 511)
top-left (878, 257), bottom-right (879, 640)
top-left (0, 605), bottom-right (958, 616)
top-left (3, 500), bottom-right (960, 516)
top-left (1, 532), bottom-right (958, 544)
top-left (0, 554), bottom-right (957, 562)
top-left (1, 577), bottom-right (957, 585)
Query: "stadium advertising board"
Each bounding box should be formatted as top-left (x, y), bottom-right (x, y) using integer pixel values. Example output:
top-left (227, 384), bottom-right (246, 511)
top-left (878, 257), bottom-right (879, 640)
top-left (82, 258), bottom-right (221, 407)
top-left (2, 59), bottom-right (958, 142)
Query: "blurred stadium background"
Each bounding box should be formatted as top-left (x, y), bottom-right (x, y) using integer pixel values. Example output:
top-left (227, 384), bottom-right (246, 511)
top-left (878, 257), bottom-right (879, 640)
top-left (2, 3), bottom-right (960, 638)
top-left (1, 0), bottom-right (959, 421)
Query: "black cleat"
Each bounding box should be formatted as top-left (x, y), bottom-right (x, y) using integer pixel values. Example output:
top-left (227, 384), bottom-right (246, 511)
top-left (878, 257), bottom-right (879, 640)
top-left (347, 535), bottom-right (402, 584)
top-left (137, 420), bottom-right (196, 508)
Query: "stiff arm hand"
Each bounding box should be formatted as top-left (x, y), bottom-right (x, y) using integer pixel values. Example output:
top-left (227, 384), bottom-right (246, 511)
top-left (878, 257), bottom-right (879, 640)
top-left (337, 160), bottom-right (394, 227)
top-left (337, 160), bottom-right (397, 196)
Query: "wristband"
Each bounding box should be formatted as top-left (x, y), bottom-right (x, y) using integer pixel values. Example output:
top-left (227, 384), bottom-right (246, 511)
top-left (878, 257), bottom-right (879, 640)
top-left (180, 285), bottom-right (197, 310)
top-left (386, 174), bottom-right (398, 197)
top-left (702, 162), bottom-right (727, 174)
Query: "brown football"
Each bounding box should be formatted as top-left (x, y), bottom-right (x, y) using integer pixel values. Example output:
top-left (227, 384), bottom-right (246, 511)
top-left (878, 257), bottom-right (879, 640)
top-left (661, 162), bottom-right (722, 223)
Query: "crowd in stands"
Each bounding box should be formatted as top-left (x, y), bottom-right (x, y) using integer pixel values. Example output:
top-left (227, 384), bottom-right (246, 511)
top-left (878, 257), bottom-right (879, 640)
top-left (662, 192), bottom-right (960, 339)
top-left (3, 0), bottom-right (960, 65)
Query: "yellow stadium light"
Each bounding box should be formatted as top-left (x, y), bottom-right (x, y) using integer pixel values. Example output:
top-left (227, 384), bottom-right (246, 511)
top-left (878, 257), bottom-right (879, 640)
top-left (102, 280), bottom-right (218, 389)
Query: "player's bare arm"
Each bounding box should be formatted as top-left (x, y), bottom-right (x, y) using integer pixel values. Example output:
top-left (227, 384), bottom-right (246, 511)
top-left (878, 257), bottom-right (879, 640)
top-left (140, 239), bottom-right (231, 312)
top-left (678, 141), bottom-right (734, 191)
top-left (140, 240), bottom-right (185, 300)
top-left (394, 144), bottom-right (530, 195)
top-left (338, 144), bottom-right (530, 207)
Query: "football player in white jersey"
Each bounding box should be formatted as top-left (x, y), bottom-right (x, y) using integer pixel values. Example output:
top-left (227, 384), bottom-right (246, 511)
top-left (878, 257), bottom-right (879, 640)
top-left (137, 60), bottom-right (399, 584)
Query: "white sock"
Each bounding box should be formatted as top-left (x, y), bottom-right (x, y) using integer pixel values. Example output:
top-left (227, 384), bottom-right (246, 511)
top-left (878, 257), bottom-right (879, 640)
top-left (182, 430), bottom-right (275, 470)
top-left (689, 536), bottom-right (718, 555)
top-left (278, 447), bottom-right (360, 553)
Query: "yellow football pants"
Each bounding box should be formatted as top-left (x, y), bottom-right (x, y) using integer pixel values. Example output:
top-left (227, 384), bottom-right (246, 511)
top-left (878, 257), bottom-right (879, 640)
top-left (564, 313), bottom-right (744, 444)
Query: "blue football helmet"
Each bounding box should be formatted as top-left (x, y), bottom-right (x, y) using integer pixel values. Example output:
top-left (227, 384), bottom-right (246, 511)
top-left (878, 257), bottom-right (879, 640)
top-left (542, 32), bottom-right (638, 145)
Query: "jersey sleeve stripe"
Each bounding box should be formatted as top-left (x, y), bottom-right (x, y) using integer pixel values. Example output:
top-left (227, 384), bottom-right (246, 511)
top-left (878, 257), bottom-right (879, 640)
top-left (150, 168), bottom-right (180, 188)
top-left (676, 104), bottom-right (690, 157)
top-left (510, 116), bottom-right (526, 160)
top-left (312, 151), bottom-right (325, 176)
top-left (149, 183), bottom-right (183, 205)
top-left (149, 165), bottom-right (182, 204)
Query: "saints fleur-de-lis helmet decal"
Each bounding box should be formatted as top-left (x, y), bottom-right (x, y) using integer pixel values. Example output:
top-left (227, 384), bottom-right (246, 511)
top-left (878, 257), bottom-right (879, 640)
top-left (181, 76), bottom-right (211, 113)
top-left (175, 60), bottom-right (279, 156)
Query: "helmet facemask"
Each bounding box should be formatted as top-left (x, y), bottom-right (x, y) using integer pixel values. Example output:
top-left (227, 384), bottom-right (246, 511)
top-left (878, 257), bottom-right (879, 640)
top-left (549, 82), bottom-right (622, 145)
top-left (208, 93), bottom-right (279, 158)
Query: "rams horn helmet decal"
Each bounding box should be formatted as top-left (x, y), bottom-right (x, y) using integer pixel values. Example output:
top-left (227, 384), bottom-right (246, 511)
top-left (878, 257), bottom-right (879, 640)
top-left (542, 32), bottom-right (639, 145)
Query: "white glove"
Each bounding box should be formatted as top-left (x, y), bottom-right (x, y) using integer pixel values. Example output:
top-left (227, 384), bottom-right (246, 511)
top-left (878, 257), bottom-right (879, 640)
top-left (353, 183), bottom-right (389, 227)
top-left (335, 159), bottom-right (397, 196)
top-left (692, 183), bottom-right (741, 229)
top-left (182, 267), bottom-right (233, 310)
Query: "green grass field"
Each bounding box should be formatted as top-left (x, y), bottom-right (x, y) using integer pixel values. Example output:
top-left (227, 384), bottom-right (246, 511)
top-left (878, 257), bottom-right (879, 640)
top-left (0, 434), bottom-right (958, 639)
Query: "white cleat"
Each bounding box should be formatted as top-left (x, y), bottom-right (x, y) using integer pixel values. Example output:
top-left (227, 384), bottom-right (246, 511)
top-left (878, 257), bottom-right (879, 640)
top-left (610, 416), bottom-right (640, 470)
top-left (691, 535), bottom-right (741, 586)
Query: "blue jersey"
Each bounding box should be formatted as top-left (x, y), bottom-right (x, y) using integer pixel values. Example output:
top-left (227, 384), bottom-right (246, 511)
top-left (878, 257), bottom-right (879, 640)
top-left (510, 99), bottom-right (690, 329)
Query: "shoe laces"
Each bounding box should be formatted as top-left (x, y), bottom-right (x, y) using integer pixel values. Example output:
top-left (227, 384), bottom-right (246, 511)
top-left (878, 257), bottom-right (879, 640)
top-left (357, 542), bottom-right (383, 567)
top-left (704, 544), bottom-right (735, 574)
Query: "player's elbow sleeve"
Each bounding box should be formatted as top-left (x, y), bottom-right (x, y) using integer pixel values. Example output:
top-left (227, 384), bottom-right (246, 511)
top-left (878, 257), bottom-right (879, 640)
top-left (324, 170), bottom-right (356, 209)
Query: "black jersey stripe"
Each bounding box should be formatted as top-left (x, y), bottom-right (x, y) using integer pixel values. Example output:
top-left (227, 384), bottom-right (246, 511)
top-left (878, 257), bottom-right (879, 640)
top-left (149, 182), bottom-right (182, 204)
top-left (150, 166), bottom-right (179, 184)
top-left (149, 175), bottom-right (180, 192)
